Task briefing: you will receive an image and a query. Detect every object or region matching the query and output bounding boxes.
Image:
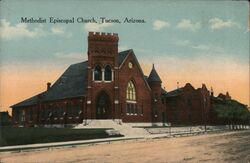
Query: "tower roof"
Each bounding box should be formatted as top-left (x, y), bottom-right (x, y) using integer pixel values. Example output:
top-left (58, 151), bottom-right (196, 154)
top-left (147, 64), bottom-right (162, 83)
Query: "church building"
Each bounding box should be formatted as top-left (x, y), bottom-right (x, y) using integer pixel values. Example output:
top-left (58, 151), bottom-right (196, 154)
top-left (11, 32), bottom-right (167, 127)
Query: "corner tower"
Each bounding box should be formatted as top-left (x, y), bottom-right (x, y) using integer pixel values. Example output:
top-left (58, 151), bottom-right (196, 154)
top-left (148, 64), bottom-right (164, 122)
top-left (86, 32), bottom-right (119, 120)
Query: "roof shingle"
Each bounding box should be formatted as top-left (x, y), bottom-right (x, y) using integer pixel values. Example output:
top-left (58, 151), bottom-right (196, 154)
top-left (11, 50), bottom-right (131, 108)
top-left (147, 64), bottom-right (162, 82)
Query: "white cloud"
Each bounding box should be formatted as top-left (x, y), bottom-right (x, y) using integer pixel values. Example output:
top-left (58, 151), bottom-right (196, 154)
top-left (51, 26), bottom-right (64, 35)
top-left (54, 52), bottom-right (86, 60)
top-left (51, 26), bottom-right (72, 38)
top-left (153, 20), bottom-right (170, 30)
top-left (0, 19), bottom-right (72, 40)
top-left (209, 18), bottom-right (240, 30)
top-left (0, 19), bottom-right (46, 40)
top-left (176, 19), bottom-right (201, 31)
top-left (192, 44), bottom-right (210, 50)
top-left (175, 40), bottom-right (212, 51)
top-left (84, 23), bottom-right (113, 32)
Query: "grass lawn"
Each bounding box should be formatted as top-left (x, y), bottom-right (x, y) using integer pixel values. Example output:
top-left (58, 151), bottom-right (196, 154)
top-left (0, 127), bottom-right (123, 147)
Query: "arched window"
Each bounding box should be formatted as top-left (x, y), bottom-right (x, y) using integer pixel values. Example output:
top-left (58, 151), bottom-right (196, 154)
top-left (104, 65), bottom-right (112, 81)
top-left (126, 81), bottom-right (136, 101)
top-left (126, 81), bottom-right (137, 115)
top-left (94, 65), bottom-right (102, 81)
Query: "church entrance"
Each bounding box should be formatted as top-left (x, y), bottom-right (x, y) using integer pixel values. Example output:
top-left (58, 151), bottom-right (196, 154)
top-left (96, 91), bottom-right (111, 119)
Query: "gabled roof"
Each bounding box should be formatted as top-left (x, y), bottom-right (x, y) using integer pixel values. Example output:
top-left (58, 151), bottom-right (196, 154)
top-left (11, 61), bottom-right (88, 108)
top-left (119, 49), bottom-right (151, 91)
top-left (147, 64), bottom-right (162, 83)
top-left (43, 61), bottom-right (88, 101)
top-left (118, 49), bottom-right (131, 66)
top-left (163, 88), bottom-right (184, 98)
top-left (11, 50), bottom-right (133, 108)
top-left (11, 92), bottom-right (45, 107)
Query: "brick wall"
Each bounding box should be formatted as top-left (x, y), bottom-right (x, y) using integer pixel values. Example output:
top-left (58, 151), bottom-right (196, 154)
top-left (165, 83), bottom-right (211, 125)
top-left (118, 53), bottom-right (152, 122)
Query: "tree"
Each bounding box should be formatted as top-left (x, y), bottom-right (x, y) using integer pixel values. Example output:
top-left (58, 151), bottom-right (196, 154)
top-left (213, 100), bottom-right (250, 129)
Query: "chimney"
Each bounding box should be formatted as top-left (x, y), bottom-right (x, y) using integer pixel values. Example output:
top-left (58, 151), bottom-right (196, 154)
top-left (211, 87), bottom-right (214, 97)
top-left (47, 82), bottom-right (51, 91)
top-left (226, 91), bottom-right (231, 100)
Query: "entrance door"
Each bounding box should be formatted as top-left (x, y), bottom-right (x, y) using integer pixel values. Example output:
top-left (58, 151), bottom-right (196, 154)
top-left (96, 91), bottom-right (111, 119)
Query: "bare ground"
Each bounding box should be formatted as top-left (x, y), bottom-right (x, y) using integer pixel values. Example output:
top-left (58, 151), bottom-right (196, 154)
top-left (0, 130), bottom-right (249, 163)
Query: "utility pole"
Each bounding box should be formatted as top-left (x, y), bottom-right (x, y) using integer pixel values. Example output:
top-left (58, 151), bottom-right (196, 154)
top-left (203, 95), bottom-right (207, 132)
top-left (201, 85), bottom-right (207, 133)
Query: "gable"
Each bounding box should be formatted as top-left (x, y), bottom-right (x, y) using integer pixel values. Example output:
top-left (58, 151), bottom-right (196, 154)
top-left (119, 49), bottom-right (151, 91)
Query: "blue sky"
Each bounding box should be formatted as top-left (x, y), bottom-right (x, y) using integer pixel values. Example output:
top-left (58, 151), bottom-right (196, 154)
top-left (0, 0), bottom-right (249, 110)
top-left (1, 0), bottom-right (249, 64)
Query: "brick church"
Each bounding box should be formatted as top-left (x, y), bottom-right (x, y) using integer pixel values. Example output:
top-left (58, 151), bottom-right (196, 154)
top-left (11, 32), bottom-right (167, 127)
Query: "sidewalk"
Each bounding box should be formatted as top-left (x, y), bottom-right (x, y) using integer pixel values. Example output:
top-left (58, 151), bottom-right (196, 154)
top-left (0, 129), bottom-right (217, 153)
top-left (1, 127), bottom-right (249, 153)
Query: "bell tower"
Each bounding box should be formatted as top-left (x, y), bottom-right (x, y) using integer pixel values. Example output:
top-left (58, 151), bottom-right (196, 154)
top-left (88, 32), bottom-right (118, 58)
top-left (86, 32), bottom-right (120, 119)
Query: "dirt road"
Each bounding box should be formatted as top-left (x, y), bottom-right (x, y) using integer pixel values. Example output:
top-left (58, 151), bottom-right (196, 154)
top-left (0, 130), bottom-right (249, 163)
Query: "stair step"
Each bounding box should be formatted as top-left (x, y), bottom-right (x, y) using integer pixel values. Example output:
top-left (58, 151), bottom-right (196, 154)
top-left (74, 120), bottom-right (149, 136)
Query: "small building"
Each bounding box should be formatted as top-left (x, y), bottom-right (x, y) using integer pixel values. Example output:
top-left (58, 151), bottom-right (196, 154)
top-left (163, 83), bottom-right (211, 125)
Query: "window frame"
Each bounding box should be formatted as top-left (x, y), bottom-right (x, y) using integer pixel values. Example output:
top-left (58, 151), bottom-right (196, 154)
top-left (126, 81), bottom-right (136, 101)
top-left (104, 65), bottom-right (112, 81)
top-left (94, 65), bottom-right (102, 81)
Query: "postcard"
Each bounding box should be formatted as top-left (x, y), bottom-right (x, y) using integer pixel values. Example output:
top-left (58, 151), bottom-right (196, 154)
top-left (0, 0), bottom-right (249, 162)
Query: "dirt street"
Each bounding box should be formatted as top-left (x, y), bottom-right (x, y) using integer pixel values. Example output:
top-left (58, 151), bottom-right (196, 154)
top-left (0, 130), bottom-right (250, 163)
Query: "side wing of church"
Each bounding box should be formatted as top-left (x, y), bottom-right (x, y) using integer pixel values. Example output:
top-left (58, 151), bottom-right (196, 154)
top-left (11, 32), bottom-right (166, 127)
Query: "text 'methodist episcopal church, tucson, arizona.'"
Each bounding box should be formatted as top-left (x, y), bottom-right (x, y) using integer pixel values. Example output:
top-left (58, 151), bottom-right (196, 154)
top-left (11, 32), bottom-right (218, 127)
